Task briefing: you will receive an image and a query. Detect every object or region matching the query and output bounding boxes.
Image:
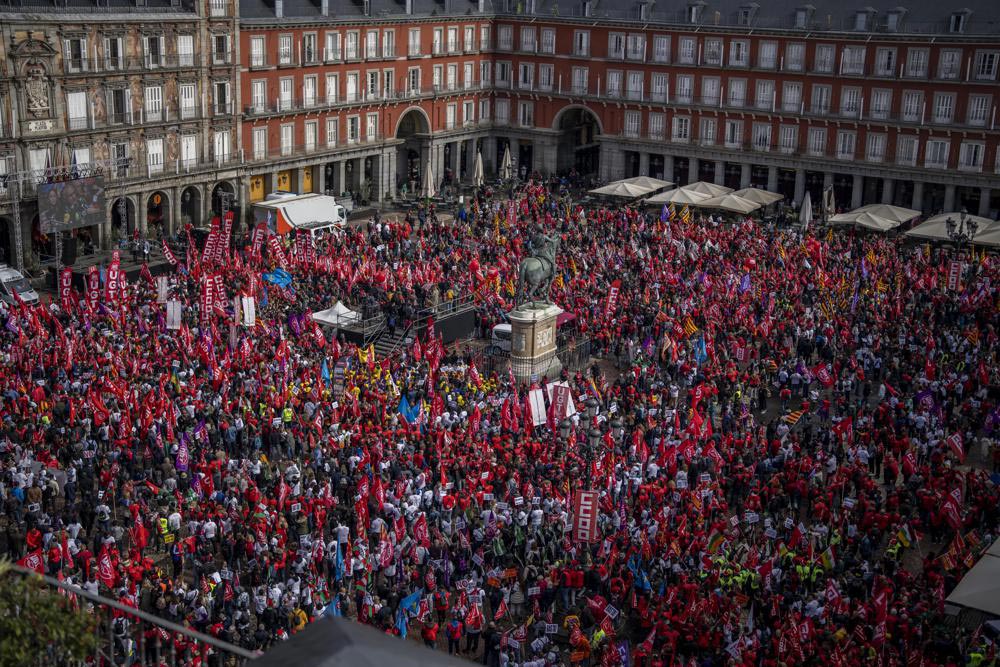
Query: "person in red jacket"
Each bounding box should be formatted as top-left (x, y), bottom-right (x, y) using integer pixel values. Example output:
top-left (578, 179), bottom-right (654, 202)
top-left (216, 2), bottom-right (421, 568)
top-left (420, 620), bottom-right (439, 649)
top-left (445, 612), bottom-right (464, 655)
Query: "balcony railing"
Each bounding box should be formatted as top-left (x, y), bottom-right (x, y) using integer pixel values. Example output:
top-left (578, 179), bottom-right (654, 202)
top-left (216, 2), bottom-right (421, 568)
top-left (209, 0), bottom-right (231, 16)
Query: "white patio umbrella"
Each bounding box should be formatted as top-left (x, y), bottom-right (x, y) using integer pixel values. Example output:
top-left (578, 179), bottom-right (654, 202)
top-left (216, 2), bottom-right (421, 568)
top-left (971, 221), bottom-right (1000, 248)
top-left (905, 212), bottom-right (997, 243)
top-left (799, 191), bottom-right (813, 228)
top-left (589, 176), bottom-right (672, 198)
top-left (696, 193), bottom-right (763, 215)
top-left (830, 203), bottom-right (921, 232)
top-left (500, 145), bottom-right (513, 180)
top-left (420, 156), bottom-right (436, 199)
top-left (682, 181), bottom-right (733, 197)
top-left (645, 187), bottom-right (712, 206)
top-left (472, 151), bottom-right (485, 188)
top-left (731, 187), bottom-right (784, 206)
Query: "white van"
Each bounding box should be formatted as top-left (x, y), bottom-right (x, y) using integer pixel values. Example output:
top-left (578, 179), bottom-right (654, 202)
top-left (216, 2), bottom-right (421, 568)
top-left (490, 323), bottom-right (512, 354)
top-left (0, 265), bottom-right (39, 305)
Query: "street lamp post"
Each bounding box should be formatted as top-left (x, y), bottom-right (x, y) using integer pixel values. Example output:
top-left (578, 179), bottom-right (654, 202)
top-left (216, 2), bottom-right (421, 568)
top-left (945, 207), bottom-right (980, 282)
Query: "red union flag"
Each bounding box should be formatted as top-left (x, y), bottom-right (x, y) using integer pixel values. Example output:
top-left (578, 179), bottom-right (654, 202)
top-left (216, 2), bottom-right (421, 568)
top-left (605, 279), bottom-right (622, 316)
top-left (59, 267), bottom-right (73, 310)
top-left (572, 490), bottom-right (600, 543)
top-left (105, 250), bottom-right (122, 304)
top-left (86, 265), bottom-right (100, 311)
top-left (946, 432), bottom-right (965, 461)
top-left (947, 261), bottom-right (963, 291)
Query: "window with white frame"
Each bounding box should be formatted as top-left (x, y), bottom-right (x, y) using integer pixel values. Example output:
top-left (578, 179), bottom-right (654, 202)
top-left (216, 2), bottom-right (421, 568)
top-left (146, 137), bottom-right (163, 173)
top-left (675, 74), bottom-right (693, 103)
top-left (782, 82), bottom-right (802, 112)
top-left (480, 25), bottom-right (490, 50)
top-left (841, 46), bottom-right (866, 75)
top-left (345, 32), bottom-right (359, 59)
top-left (213, 131), bottom-right (231, 164)
top-left (652, 35), bottom-right (670, 63)
top-left (366, 112), bottom-right (378, 139)
top-left (649, 112), bottom-right (664, 139)
top-left (651, 73), bottom-right (668, 102)
top-left (626, 34), bottom-right (645, 60)
top-left (407, 67), bottom-right (420, 94)
top-left (572, 67), bottom-right (588, 94)
top-left (752, 123), bottom-right (772, 151)
top-left (252, 126), bottom-right (267, 159)
top-left (836, 130), bottom-right (855, 158)
top-left (497, 25), bottom-right (512, 50)
top-left (446, 63), bottom-right (458, 90)
top-left (870, 89), bottom-right (891, 120)
top-left (896, 135), bottom-right (917, 165)
top-left (574, 30), bottom-right (590, 56)
top-left (672, 116), bottom-right (690, 142)
top-left (382, 30), bottom-right (395, 58)
top-left (518, 101), bottom-right (533, 127)
top-left (902, 91), bottom-right (922, 122)
top-left (924, 138), bottom-right (949, 167)
top-left (143, 34), bottom-right (164, 68)
top-left (280, 123), bottom-right (293, 155)
top-left (495, 61), bottom-right (510, 86)
top-left (345, 72), bottom-right (359, 102)
top-left (626, 71), bottom-right (643, 100)
top-left (905, 48), bottom-right (928, 77)
top-left (704, 39), bottom-right (722, 66)
top-left (447, 26), bottom-right (459, 53)
top-left (866, 133), bottom-right (886, 162)
top-left (346, 116), bottom-right (359, 143)
top-left (480, 61), bottom-right (490, 85)
top-left (729, 40), bottom-right (749, 67)
top-left (538, 64), bottom-right (553, 91)
top-left (840, 87), bottom-right (861, 117)
top-left (463, 100), bottom-right (474, 125)
top-left (606, 70), bottom-right (622, 97)
top-left (464, 26), bottom-right (475, 52)
top-left (959, 142), bottom-right (985, 170)
top-left (608, 32), bottom-right (625, 59)
top-left (495, 98), bottom-right (510, 124)
top-left (325, 74), bottom-right (338, 104)
top-left (326, 32), bottom-right (342, 61)
top-left (143, 85), bottom-right (163, 122)
top-left (519, 62), bottom-right (534, 89)
top-left (250, 36), bottom-right (266, 67)
top-left (724, 119), bottom-right (743, 148)
top-left (678, 37), bottom-right (696, 64)
top-left (304, 76), bottom-right (317, 106)
top-left (974, 51), bottom-right (999, 80)
top-left (874, 48), bottom-right (895, 76)
top-left (278, 34), bottom-right (293, 64)
top-left (811, 84), bottom-right (831, 114)
top-left (814, 44), bottom-right (834, 73)
top-left (932, 93), bottom-right (954, 123)
top-left (755, 80), bottom-right (774, 110)
top-left (366, 71), bottom-right (379, 99)
top-left (968, 95), bottom-right (990, 126)
top-left (540, 28), bottom-right (555, 54)
top-left (304, 120), bottom-right (317, 151)
top-left (728, 79), bottom-right (747, 107)
top-left (179, 83), bottom-right (196, 119)
top-left (432, 65), bottom-right (443, 89)
top-left (785, 43), bottom-right (805, 71)
top-left (807, 127), bottom-right (827, 155)
top-left (701, 77), bottom-right (720, 106)
top-left (699, 117), bottom-right (716, 145)
top-left (937, 50), bottom-right (961, 79)
top-left (408, 28), bottom-right (420, 57)
top-left (302, 33), bottom-right (317, 63)
top-left (326, 117), bottom-right (338, 147)
top-left (180, 135), bottom-right (196, 167)
top-left (520, 26), bottom-right (536, 52)
top-left (66, 91), bottom-right (89, 129)
top-left (623, 110), bottom-right (640, 137)
top-left (432, 28), bottom-right (443, 55)
top-left (383, 68), bottom-right (394, 97)
top-left (479, 98), bottom-right (490, 122)
top-left (464, 62), bottom-right (474, 89)
top-left (758, 41), bottom-right (778, 69)
top-left (779, 125), bottom-right (797, 153)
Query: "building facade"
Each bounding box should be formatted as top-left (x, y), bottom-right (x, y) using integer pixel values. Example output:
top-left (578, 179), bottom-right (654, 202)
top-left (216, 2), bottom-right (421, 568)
top-left (1, 0), bottom-right (999, 269)
top-left (0, 0), bottom-right (241, 270)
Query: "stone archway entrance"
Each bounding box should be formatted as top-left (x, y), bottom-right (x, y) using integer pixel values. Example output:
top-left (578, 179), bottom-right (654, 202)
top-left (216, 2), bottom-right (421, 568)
top-left (111, 196), bottom-right (137, 241)
top-left (394, 108), bottom-right (431, 197)
top-left (554, 107), bottom-right (601, 176)
top-left (181, 186), bottom-right (202, 228)
top-left (147, 191), bottom-right (170, 238)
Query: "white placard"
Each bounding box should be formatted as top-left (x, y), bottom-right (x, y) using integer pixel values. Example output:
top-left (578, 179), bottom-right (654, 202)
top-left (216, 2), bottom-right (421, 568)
top-left (166, 300), bottom-right (182, 330)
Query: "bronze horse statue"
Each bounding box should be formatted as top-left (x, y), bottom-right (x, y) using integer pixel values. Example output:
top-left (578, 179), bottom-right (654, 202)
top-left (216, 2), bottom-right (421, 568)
top-left (516, 232), bottom-right (559, 306)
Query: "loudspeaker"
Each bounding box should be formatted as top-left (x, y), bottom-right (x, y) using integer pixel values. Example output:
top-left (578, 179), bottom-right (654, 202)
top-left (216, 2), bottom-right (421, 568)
top-left (61, 237), bottom-right (78, 265)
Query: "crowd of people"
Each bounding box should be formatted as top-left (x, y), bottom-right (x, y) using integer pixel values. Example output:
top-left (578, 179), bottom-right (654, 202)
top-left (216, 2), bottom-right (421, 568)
top-left (1, 177), bottom-right (999, 667)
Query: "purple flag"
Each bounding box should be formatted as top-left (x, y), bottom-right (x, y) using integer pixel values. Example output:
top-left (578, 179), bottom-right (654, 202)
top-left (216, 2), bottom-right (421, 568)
top-left (175, 435), bottom-right (190, 472)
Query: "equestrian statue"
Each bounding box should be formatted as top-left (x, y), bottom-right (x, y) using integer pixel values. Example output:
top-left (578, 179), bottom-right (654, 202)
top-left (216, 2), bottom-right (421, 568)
top-left (515, 228), bottom-right (559, 307)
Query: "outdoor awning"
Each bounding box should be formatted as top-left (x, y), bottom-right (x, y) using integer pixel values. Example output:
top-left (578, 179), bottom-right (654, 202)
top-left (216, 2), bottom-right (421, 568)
top-left (682, 181), bottom-right (733, 197)
top-left (829, 204), bottom-right (921, 232)
top-left (646, 187), bottom-right (712, 206)
top-left (905, 213), bottom-right (998, 245)
top-left (312, 301), bottom-right (361, 327)
top-left (946, 538), bottom-right (1000, 616)
top-left (731, 187), bottom-right (784, 206)
top-left (589, 176), bottom-right (672, 198)
top-left (696, 193), bottom-right (763, 214)
top-left (973, 223), bottom-right (1000, 248)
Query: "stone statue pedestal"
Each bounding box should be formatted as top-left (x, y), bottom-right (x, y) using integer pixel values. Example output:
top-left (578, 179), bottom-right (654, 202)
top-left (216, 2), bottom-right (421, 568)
top-left (508, 302), bottom-right (563, 383)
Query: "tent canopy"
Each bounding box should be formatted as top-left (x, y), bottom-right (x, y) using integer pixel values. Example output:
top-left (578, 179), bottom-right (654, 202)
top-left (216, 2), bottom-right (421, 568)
top-left (946, 538), bottom-right (1000, 616)
top-left (682, 181), bottom-right (733, 197)
top-left (829, 204), bottom-right (921, 232)
top-left (731, 187), bottom-right (784, 206)
top-left (646, 187), bottom-right (712, 206)
top-left (906, 213), bottom-right (998, 245)
top-left (696, 193), bottom-right (762, 214)
top-left (312, 301), bottom-right (361, 328)
top-left (589, 176), bottom-right (672, 198)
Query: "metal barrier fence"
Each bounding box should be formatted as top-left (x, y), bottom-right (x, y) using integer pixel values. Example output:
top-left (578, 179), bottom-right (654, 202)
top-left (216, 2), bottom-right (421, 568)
top-left (8, 564), bottom-right (258, 667)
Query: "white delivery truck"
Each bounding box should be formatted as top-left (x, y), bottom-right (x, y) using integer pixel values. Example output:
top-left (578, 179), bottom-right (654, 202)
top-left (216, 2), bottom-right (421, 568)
top-left (252, 193), bottom-right (348, 242)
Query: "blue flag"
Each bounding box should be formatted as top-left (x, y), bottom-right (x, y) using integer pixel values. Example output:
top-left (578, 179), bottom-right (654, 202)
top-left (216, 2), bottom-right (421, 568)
top-left (660, 203), bottom-right (670, 223)
top-left (262, 268), bottom-right (293, 288)
top-left (395, 608), bottom-right (409, 639)
top-left (324, 594), bottom-right (342, 617)
top-left (321, 359), bottom-right (331, 387)
top-left (398, 395), bottom-right (422, 424)
top-left (334, 541), bottom-right (344, 582)
top-left (695, 335), bottom-right (708, 364)
top-left (739, 273), bottom-right (751, 294)
top-left (399, 588), bottom-right (423, 615)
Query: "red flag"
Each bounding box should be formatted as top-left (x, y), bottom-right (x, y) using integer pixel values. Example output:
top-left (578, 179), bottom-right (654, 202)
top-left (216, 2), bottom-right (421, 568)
top-left (494, 598), bottom-right (509, 621)
top-left (413, 512), bottom-right (430, 547)
top-left (945, 432), bottom-right (965, 461)
top-left (97, 543), bottom-right (118, 589)
top-left (18, 549), bottom-right (45, 574)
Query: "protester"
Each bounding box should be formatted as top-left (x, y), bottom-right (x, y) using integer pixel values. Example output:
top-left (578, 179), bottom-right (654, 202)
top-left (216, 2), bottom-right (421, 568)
top-left (1, 178), bottom-right (998, 667)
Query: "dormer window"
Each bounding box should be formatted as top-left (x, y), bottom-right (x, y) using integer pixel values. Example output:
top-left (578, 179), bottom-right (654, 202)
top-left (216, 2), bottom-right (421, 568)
top-left (738, 3), bottom-right (758, 26)
top-left (854, 8), bottom-right (876, 31)
top-left (687, 1), bottom-right (705, 23)
top-left (794, 5), bottom-right (814, 28)
top-left (638, 1), bottom-right (651, 20)
top-left (949, 10), bottom-right (969, 34)
top-left (885, 8), bottom-right (906, 32)
top-left (582, 0), bottom-right (593, 16)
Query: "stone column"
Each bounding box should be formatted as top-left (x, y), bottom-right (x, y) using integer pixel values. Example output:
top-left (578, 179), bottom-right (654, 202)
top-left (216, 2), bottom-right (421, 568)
top-left (794, 169), bottom-right (805, 205)
top-left (714, 160), bottom-right (725, 185)
top-left (465, 139), bottom-right (478, 182)
top-left (316, 164), bottom-right (326, 194)
top-left (664, 155), bottom-right (674, 183)
top-left (269, 172), bottom-right (280, 195)
top-left (638, 152), bottom-right (650, 177)
top-left (171, 185), bottom-right (182, 236)
top-left (537, 137), bottom-right (557, 176)
top-left (767, 166), bottom-right (778, 193)
top-left (911, 181), bottom-right (924, 212)
top-left (138, 192), bottom-right (149, 237)
top-left (881, 178), bottom-right (894, 204)
top-left (449, 141), bottom-right (461, 178)
top-left (337, 161), bottom-right (346, 195)
top-left (358, 156), bottom-right (368, 197)
top-left (508, 138), bottom-right (520, 177)
top-left (822, 172), bottom-right (834, 190)
top-left (980, 187), bottom-right (992, 217)
top-left (686, 158), bottom-right (698, 185)
top-left (740, 163), bottom-right (752, 188)
top-left (851, 175), bottom-right (863, 209)
top-left (295, 168), bottom-right (306, 195)
top-left (943, 184), bottom-right (956, 212)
